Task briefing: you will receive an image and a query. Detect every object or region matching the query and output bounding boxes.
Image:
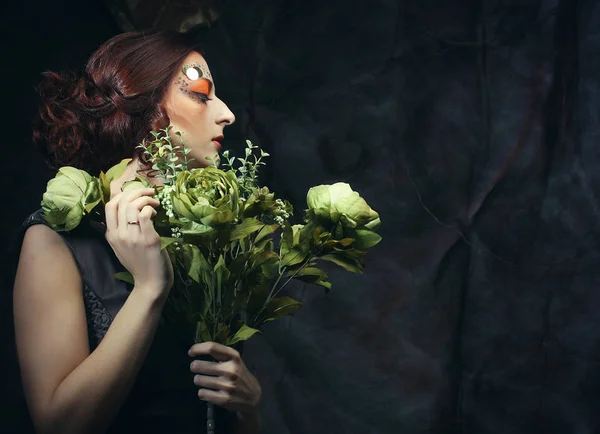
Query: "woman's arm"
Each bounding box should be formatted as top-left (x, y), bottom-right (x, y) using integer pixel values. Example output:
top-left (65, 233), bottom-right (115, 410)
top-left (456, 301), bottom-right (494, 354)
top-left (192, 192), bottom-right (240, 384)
top-left (14, 224), bottom-right (167, 434)
top-left (14, 188), bottom-right (169, 434)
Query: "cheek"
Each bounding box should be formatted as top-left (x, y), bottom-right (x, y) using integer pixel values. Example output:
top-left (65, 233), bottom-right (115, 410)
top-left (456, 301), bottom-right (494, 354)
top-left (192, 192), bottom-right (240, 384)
top-left (169, 95), bottom-right (207, 127)
top-left (169, 104), bottom-right (212, 151)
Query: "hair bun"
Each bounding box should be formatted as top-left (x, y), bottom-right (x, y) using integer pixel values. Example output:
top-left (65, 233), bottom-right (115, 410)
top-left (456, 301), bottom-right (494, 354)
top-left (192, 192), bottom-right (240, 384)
top-left (33, 71), bottom-right (106, 171)
top-left (33, 31), bottom-right (197, 174)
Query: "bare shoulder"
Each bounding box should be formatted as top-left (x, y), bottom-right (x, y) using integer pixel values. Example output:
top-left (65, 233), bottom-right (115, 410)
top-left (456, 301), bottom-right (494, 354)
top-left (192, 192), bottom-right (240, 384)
top-left (15, 223), bottom-right (81, 290)
top-left (14, 223), bottom-right (90, 424)
top-left (21, 222), bottom-right (71, 251)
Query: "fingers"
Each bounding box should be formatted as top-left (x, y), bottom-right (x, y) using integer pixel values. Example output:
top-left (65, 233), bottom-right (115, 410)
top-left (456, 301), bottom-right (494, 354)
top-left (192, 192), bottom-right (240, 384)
top-left (104, 193), bottom-right (121, 232)
top-left (190, 359), bottom-right (241, 384)
top-left (138, 205), bottom-right (157, 235)
top-left (190, 359), bottom-right (221, 376)
top-left (194, 375), bottom-right (235, 393)
top-left (197, 388), bottom-right (230, 406)
top-left (117, 193), bottom-right (159, 233)
top-left (189, 342), bottom-right (240, 363)
top-left (106, 188), bottom-right (156, 232)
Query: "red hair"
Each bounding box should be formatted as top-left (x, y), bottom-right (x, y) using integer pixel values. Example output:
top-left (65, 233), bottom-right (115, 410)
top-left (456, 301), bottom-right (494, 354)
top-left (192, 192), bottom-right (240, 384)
top-left (33, 31), bottom-right (200, 174)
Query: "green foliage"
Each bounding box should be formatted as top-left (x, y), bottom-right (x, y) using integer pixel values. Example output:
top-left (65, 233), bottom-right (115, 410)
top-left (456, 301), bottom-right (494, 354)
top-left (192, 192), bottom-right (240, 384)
top-left (114, 271), bottom-right (135, 285)
top-left (40, 129), bottom-right (383, 348)
top-left (136, 127), bottom-right (194, 186)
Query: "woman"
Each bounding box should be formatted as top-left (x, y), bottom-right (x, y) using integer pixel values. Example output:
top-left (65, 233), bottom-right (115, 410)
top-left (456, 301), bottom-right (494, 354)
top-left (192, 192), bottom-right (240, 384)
top-left (13, 31), bottom-right (262, 433)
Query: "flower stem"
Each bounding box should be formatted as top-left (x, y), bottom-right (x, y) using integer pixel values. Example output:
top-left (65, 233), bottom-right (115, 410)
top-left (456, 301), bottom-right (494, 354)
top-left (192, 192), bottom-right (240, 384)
top-left (207, 402), bottom-right (215, 434)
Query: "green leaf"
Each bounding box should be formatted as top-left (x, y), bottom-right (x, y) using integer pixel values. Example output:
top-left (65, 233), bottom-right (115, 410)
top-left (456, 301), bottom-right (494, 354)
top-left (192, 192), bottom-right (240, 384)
top-left (85, 197), bottom-right (102, 213)
top-left (255, 224), bottom-right (279, 243)
top-left (105, 158), bottom-right (132, 182)
top-left (160, 237), bottom-right (180, 251)
top-left (215, 323), bottom-right (230, 346)
top-left (121, 179), bottom-right (150, 193)
top-left (98, 172), bottom-right (111, 203)
top-left (227, 251), bottom-right (251, 277)
top-left (180, 221), bottom-right (217, 244)
top-left (230, 218), bottom-right (266, 241)
top-left (288, 267), bottom-right (332, 290)
top-left (214, 255), bottom-right (230, 300)
top-left (251, 250), bottom-right (279, 269)
top-left (352, 229), bottom-right (382, 249)
top-left (114, 271), bottom-right (134, 285)
top-left (195, 320), bottom-right (212, 343)
top-left (280, 223), bottom-right (294, 256)
top-left (185, 244), bottom-right (211, 284)
top-left (245, 282), bottom-right (270, 325)
top-left (280, 246), bottom-right (307, 267)
top-left (260, 296), bottom-right (303, 324)
top-left (337, 237), bottom-right (354, 247)
top-left (319, 254), bottom-right (364, 274)
top-left (226, 323), bottom-right (261, 345)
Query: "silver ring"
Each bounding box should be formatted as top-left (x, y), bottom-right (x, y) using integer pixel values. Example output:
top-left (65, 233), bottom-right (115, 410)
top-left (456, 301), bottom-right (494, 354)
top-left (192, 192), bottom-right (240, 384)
top-left (127, 221), bottom-right (140, 225)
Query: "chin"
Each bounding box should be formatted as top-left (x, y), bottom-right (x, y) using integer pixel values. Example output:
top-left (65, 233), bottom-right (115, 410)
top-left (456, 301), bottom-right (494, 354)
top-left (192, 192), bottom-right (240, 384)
top-left (189, 154), bottom-right (218, 169)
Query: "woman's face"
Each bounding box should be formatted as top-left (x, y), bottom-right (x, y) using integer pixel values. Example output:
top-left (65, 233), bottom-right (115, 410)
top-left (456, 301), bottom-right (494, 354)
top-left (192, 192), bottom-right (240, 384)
top-left (162, 52), bottom-right (235, 168)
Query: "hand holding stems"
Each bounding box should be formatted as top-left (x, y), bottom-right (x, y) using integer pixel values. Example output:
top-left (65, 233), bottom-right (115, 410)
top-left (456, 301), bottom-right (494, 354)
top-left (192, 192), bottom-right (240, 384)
top-left (189, 342), bottom-right (261, 432)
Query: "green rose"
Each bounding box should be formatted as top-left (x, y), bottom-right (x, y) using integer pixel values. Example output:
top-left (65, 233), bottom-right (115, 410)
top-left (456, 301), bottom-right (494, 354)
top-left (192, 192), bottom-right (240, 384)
top-left (307, 183), bottom-right (380, 228)
top-left (41, 167), bottom-right (101, 231)
top-left (306, 182), bottom-right (381, 248)
top-left (171, 167), bottom-right (241, 226)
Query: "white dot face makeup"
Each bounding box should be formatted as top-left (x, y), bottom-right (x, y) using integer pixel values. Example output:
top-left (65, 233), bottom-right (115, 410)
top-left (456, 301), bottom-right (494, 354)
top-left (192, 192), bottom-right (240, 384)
top-left (185, 67), bottom-right (200, 81)
top-left (181, 63), bottom-right (213, 82)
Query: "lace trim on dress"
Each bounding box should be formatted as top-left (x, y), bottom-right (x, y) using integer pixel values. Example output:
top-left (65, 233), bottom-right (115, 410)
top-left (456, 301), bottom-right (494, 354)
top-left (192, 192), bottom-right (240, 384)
top-left (82, 283), bottom-right (113, 348)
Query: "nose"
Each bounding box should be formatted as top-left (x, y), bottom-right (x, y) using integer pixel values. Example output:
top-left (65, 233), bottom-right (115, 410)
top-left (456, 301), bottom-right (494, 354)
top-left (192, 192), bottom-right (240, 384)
top-left (216, 98), bottom-right (235, 126)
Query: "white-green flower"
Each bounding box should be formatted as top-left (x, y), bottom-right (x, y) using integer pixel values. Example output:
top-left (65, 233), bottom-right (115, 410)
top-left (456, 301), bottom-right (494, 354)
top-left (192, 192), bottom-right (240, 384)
top-left (171, 167), bottom-right (241, 226)
top-left (41, 167), bottom-right (101, 231)
top-left (307, 183), bottom-right (380, 230)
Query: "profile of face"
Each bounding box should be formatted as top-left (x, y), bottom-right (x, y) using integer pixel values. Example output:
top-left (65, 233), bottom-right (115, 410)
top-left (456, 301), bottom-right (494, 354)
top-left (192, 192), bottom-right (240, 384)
top-left (162, 52), bottom-right (235, 168)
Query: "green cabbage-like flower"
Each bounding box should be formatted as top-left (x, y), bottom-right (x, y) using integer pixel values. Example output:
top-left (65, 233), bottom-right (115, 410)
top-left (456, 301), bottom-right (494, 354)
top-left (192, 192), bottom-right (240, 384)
top-left (306, 182), bottom-right (381, 248)
top-left (41, 167), bottom-right (101, 231)
top-left (171, 167), bottom-right (241, 226)
top-left (307, 183), bottom-right (380, 229)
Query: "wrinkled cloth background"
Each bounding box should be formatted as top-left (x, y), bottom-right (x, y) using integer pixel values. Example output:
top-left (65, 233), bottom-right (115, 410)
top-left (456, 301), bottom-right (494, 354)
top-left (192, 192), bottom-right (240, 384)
top-left (2, 0), bottom-right (600, 433)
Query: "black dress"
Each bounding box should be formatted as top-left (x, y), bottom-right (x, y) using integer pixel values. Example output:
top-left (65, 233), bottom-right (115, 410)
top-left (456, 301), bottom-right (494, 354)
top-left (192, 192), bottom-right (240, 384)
top-left (18, 210), bottom-right (237, 433)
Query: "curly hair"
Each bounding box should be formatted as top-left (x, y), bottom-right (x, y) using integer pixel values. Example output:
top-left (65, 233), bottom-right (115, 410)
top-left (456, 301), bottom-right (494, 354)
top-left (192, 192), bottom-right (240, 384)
top-left (33, 31), bottom-right (200, 174)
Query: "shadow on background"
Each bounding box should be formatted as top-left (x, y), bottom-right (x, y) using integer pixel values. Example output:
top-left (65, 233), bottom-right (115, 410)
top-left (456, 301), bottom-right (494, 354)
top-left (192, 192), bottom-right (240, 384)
top-left (3, 1), bottom-right (600, 433)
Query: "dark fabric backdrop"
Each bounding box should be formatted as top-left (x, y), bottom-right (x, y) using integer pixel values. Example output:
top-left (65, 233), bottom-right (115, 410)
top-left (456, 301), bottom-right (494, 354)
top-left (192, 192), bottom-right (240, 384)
top-left (2, 0), bottom-right (600, 433)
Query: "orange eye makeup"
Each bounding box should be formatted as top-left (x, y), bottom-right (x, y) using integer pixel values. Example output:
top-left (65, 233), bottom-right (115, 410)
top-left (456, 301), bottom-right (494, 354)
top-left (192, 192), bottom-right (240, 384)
top-left (175, 75), bottom-right (213, 104)
top-left (178, 62), bottom-right (214, 104)
top-left (190, 79), bottom-right (212, 95)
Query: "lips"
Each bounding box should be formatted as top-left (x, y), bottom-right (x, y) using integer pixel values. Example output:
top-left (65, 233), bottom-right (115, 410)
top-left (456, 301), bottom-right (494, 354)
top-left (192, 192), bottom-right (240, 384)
top-left (212, 135), bottom-right (224, 151)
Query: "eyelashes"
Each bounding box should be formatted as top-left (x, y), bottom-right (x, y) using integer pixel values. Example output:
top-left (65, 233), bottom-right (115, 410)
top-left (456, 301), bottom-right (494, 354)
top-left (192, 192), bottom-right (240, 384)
top-left (176, 76), bottom-right (213, 104)
top-left (192, 92), bottom-right (213, 103)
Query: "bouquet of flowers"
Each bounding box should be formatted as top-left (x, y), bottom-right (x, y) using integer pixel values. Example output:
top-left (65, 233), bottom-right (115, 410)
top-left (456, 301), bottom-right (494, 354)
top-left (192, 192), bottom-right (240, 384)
top-left (41, 128), bottom-right (382, 431)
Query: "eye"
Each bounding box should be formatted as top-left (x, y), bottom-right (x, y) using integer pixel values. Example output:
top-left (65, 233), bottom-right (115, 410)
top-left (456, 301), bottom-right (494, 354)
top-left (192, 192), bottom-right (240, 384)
top-left (183, 65), bottom-right (202, 81)
top-left (192, 91), bottom-right (212, 103)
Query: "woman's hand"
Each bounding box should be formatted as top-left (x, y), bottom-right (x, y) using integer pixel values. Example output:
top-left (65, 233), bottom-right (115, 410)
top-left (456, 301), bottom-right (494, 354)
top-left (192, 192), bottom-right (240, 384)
top-left (104, 188), bottom-right (174, 298)
top-left (189, 342), bottom-right (262, 417)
